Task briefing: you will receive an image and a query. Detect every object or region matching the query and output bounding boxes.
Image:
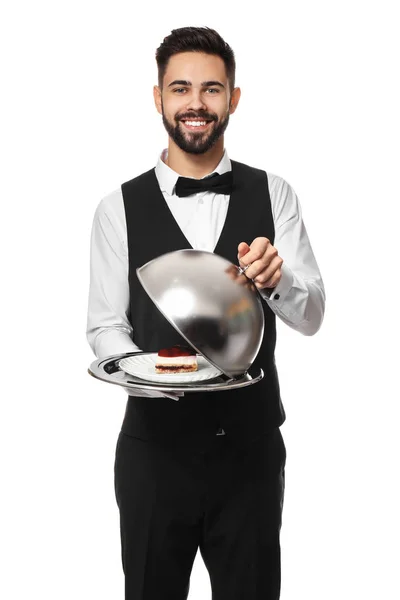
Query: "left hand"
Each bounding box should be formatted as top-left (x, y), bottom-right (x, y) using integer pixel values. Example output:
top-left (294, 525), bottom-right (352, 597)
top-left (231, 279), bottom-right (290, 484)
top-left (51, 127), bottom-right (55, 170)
top-left (238, 237), bottom-right (283, 290)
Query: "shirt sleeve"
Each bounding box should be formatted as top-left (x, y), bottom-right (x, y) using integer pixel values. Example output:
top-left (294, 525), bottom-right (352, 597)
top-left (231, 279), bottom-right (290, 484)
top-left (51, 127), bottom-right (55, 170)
top-left (86, 194), bottom-right (141, 358)
top-left (258, 175), bottom-right (326, 336)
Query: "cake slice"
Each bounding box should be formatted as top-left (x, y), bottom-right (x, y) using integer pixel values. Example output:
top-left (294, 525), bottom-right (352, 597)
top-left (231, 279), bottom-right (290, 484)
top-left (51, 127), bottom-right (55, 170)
top-left (155, 345), bottom-right (198, 374)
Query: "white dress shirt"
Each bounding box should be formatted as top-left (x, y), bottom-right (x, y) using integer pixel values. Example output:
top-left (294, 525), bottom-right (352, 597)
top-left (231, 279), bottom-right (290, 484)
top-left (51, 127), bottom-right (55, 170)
top-left (87, 149), bottom-right (325, 359)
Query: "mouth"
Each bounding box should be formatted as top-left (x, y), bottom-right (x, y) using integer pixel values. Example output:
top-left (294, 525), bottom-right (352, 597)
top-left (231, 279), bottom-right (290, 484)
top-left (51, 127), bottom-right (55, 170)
top-left (180, 119), bottom-right (214, 132)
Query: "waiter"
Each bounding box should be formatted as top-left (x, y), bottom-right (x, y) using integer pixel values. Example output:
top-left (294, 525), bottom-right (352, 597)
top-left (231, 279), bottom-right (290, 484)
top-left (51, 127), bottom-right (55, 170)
top-left (87, 26), bottom-right (325, 600)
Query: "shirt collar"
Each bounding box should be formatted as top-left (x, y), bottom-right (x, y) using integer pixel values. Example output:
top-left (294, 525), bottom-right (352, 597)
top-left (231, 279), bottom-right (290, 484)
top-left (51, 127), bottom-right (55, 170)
top-left (155, 148), bottom-right (232, 196)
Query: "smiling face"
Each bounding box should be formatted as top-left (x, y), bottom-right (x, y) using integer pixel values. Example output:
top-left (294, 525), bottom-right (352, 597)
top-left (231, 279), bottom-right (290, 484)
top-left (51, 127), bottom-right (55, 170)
top-left (154, 52), bottom-right (240, 155)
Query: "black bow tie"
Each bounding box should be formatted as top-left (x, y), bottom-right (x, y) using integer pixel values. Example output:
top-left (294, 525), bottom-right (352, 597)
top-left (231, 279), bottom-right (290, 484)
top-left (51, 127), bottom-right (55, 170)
top-left (174, 171), bottom-right (233, 198)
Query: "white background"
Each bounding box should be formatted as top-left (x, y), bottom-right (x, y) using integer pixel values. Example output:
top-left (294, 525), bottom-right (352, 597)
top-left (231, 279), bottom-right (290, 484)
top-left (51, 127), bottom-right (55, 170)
top-left (1, 1), bottom-right (399, 598)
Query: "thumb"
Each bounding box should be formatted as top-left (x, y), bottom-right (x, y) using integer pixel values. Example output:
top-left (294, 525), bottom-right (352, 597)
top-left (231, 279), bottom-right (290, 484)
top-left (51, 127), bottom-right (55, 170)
top-left (238, 241), bottom-right (250, 261)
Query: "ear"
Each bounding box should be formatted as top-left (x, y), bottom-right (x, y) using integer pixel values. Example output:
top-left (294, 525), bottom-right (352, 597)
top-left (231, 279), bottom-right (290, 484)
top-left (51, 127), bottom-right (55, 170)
top-left (153, 85), bottom-right (162, 115)
top-left (229, 87), bottom-right (241, 115)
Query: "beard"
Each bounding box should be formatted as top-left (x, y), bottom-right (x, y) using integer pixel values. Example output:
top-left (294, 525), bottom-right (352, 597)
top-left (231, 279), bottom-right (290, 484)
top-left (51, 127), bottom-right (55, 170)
top-left (161, 105), bottom-right (230, 155)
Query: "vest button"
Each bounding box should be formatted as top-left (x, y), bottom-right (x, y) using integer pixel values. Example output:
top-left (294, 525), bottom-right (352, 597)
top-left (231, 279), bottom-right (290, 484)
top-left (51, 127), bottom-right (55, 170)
top-left (273, 293), bottom-right (280, 300)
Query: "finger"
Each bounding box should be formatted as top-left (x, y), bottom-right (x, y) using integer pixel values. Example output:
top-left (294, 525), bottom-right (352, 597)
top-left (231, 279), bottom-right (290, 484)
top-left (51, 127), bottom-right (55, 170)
top-left (245, 246), bottom-right (279, 279)
top-left (237, 241), bottom-right (251, 262)
top-left (253, 256), bottom-right (283, 284)
top-left (244, 237), bottom-right (270, 265)
top-left (254, 274), bottom-right (279, 289)
top-left (241, 258), bottom-right (263, 280)
top-left (162, 392), bottom-right (183, 401)
top-left (243, 253), bottom-right (275, 280)
top-left (255, 265), bottom-right (283, 289)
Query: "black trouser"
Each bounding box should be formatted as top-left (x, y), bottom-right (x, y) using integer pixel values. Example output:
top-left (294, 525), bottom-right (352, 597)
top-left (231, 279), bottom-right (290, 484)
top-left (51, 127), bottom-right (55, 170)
top-left (114, 427), bottom-right (286, 600)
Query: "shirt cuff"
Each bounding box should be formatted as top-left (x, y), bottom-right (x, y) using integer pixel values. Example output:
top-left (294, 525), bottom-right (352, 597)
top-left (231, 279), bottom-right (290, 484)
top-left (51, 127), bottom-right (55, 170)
top-left (258, 262), bottom-right (294, 307)
top-left (94, 329), bottom-right (141, 359)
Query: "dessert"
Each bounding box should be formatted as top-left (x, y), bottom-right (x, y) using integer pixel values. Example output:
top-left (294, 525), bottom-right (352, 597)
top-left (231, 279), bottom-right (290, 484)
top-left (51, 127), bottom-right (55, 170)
top-left (155, 345), bottom-right (198, 374)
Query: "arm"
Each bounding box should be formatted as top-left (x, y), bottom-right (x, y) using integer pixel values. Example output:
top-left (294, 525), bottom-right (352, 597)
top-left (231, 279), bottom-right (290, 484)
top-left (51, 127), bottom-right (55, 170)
top-left (86, 192), bottom-right (183, 400)
top-left (238, 175), bottom-right (325, 336)
top-left (86, 193), bottom-right (141, 358)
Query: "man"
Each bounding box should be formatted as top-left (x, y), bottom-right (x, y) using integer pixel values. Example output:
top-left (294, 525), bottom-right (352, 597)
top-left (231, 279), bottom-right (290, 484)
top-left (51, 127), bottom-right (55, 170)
top-left (87, 26), bottom-right (325, 600)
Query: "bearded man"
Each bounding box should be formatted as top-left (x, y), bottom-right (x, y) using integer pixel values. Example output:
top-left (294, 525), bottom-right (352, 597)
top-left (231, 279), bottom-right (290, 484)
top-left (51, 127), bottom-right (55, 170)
top-left (87, 26), bottom-right (325, 600)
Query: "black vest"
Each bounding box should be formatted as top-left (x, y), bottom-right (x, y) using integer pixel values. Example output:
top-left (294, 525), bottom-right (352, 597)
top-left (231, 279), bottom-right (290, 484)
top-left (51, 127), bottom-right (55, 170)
top-left (120, 160), bottom-right (286, 444)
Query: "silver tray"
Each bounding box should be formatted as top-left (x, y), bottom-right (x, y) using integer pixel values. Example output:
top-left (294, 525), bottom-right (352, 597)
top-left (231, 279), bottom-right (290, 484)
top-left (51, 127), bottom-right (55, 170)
top-left (88, 352), bottom-right (263, 393)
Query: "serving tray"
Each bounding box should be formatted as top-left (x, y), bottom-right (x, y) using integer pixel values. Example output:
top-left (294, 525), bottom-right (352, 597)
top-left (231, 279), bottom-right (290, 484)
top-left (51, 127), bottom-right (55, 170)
top-left (88, 352), bottom-right (263, 394)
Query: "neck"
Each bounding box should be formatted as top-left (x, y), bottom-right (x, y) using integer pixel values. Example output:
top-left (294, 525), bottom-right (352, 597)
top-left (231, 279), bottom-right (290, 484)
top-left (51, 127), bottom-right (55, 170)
top-left (165, 138), bottom-right (225, 178)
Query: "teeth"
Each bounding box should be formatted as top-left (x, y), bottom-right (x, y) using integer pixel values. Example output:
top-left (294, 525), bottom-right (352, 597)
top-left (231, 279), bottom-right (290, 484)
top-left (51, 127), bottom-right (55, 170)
top-left (184, 121), bottom-right (207, 127)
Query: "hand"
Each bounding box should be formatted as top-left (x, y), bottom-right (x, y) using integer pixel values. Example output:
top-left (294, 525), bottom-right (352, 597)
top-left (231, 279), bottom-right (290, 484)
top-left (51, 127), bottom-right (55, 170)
top-left (237, 238), bottom-right (283, 290)
top-left (123, 387), bottom-right (184, 401)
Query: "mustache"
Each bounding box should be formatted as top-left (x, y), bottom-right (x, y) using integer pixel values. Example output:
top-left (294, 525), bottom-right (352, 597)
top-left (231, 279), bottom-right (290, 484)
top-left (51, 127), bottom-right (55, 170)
top-left (176, 111), bottom-right (218, 122)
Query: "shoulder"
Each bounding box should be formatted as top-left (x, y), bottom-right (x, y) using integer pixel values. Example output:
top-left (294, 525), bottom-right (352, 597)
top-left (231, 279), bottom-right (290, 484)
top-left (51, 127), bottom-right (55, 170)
top-left (94, 166), bottom-right (156, 224)
top-left (231, 160), bottom-right (296, 195)
top-left (231, 159), bottom-right (268, 181)
top-left (122, 167), bottom-right (156, 190)
top-left (266, 172), bottom-right (297, 198)
top-left (91, 187), bottom-right (127, 240)
top-left (266, 173), bottom-right (301, 223)
top-left (95, 187), bottom-right (124, 220)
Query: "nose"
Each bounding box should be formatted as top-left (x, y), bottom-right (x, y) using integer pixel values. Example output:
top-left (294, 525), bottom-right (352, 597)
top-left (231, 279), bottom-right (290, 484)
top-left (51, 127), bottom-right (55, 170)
top-left (186, 89), bottom-right (207, 112)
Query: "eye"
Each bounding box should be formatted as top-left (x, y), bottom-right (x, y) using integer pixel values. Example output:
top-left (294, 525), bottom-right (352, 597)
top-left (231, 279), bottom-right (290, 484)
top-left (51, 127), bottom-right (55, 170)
top-left (206, 88), bottom-right (219, 94)
top-left (173, 88), bottom-right (187, 94)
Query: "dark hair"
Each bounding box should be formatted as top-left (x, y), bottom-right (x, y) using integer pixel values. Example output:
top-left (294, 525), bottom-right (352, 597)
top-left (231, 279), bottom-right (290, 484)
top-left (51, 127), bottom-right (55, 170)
top-left (156, 27), bottom-right (236, 91)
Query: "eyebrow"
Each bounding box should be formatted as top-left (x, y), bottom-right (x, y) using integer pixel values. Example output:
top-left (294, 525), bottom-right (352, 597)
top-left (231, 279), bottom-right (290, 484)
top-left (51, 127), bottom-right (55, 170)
top-left (167, 80), bottom-right (225, 89)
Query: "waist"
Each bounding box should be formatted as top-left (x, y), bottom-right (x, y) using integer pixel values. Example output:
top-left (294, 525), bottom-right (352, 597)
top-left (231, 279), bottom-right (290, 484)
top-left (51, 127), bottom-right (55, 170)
top-left (121, 388), bottom-right (285, 443)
